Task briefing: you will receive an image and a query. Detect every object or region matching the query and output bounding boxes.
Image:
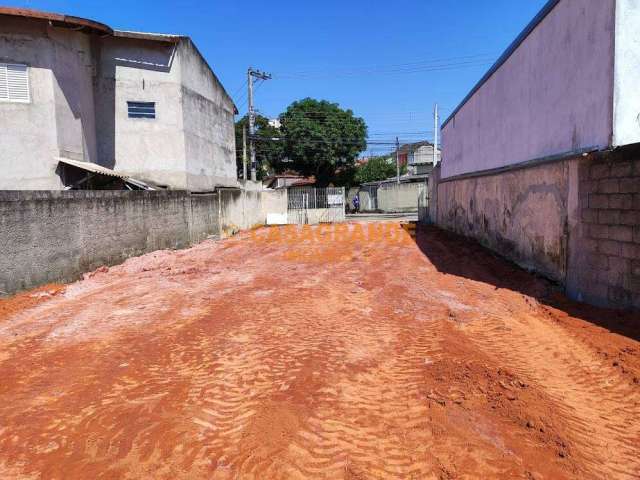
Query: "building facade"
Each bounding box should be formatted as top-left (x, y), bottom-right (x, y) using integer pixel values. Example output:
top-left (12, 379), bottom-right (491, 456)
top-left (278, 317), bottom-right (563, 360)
top-left (434, 0), bottom-right (640, 310)
top-left (407, 142), bottom-right (439, 173)
top-left (0, 8), bottom-right (237, 191)
top-left (395, 141), bottom-right (439, 175)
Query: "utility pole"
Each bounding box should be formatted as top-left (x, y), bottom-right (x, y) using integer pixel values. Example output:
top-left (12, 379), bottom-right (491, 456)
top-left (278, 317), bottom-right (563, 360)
top-left (396, 137), bottom-right (400, 184)
top-left (242, 125), bottom-right (247, 181)
top-left (433, 103), bottom-right (439, 166)
top-left (247, 67), bottom-right (272, 182)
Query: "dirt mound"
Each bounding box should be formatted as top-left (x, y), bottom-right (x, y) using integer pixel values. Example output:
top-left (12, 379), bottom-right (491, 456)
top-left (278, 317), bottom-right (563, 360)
top-left (0, 224), bottom-right (638, 479)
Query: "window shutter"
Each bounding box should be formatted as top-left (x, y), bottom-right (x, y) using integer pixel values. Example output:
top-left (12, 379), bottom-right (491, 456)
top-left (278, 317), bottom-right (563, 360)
top-left (0, 65), bottom-right (7, 100)
top-left (0, 64), bottom-right (29, 102)
top-left (127, 101), bottom-right (156, 119)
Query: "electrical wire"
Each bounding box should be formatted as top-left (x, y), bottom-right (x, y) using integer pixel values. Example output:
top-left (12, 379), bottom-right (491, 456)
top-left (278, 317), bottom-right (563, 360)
top-left (274, 53), bottom-right (496, 79)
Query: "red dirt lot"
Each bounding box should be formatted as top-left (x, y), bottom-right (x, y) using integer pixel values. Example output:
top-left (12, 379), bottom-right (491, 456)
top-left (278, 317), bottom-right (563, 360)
top-left (0, 223), bottom-right (638, 479)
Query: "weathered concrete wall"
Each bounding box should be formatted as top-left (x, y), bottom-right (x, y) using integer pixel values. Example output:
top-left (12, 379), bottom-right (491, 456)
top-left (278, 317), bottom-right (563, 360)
top-left (261, 190), bottom-right (288, 216)
top-left (442, 0), bottom-right (616, 179)
top-left (300, 208), bottom-right (338, 225)
top-left (179, 40), bottom-right (237, 190)
top-left (358, 182), bottom-right (426, 213)
top-left (436, 161), bottom-right (569, 282)
top-left (425, 165), bottom-right (441, 224)
top-left (190, 193), bottom-right (220, 244)
top-left (0, 185), bottom-right (354, 295)
top-left (433, 145), bottom-right (640, 310)
top-left (0, 17), bottom-right (99, 189)
top-left (219, 189), bottom-right (266, 236)
top-left (97, 36), bottom-right (187, 187)
top-left (0, 191), bottom-right (219, 294)
top-left (358, 188), bottom-right (376, 212)
top-left (377, 182), bottom-right (426, 213)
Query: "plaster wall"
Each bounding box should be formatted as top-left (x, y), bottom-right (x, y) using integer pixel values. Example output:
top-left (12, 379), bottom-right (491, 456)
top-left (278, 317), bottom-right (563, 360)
top-left (613, 0), bottom-right (640, 146)
top-left (97, 36), bottom-right (187, 188)
top-left (0, 17), bottom-right (237, 191)
top-left (0, 18), bottom-right (98, 189)
top-left (442, 0), bottom-right (616, 179)
top-left (358, 189), bottom-right (376, 212)
top-left (377, 182), bottom-right (426, 213)
top-left (179, 40), bottom-right (237, 190)
top-left (261, 189), bottom-right (288, 217)
top-left (219, 189), bottom-right (265, 235)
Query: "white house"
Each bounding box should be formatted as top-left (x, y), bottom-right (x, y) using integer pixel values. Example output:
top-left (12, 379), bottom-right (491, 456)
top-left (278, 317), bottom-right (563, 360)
top-left (0, 7), bottom-right (238, 191)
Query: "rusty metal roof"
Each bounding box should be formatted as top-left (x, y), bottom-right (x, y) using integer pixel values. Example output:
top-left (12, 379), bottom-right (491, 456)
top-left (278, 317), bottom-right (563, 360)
top-left (0, 6), bottom-right (113, 35)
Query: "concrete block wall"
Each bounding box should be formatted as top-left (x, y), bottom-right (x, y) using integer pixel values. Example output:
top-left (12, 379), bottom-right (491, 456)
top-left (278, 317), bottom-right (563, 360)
top-left (189, 193), bottom-right (220, 243)
top-left (261, 190), bottom-right (288, 224)
top-left (0, 186), bottom-right (344, 295)
top-left (377, 182), bottom-right (426, 213)
top-left (359, 182), bottom-right (426, 213)
top-left (0, 191), bottom-right (219, 295)
top-left (218, 189), bottom-right (267, 236)
top-left (568, 147), bottom-right (640, 308)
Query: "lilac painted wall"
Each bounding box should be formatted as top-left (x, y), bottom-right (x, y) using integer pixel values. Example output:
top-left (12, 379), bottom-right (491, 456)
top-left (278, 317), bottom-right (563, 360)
top-left (442, 0), bottom-right (616, 179)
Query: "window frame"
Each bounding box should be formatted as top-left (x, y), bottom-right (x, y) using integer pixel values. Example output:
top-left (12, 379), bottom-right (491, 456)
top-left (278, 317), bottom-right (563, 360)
top-left (0, 63), bottom-right (31, 104)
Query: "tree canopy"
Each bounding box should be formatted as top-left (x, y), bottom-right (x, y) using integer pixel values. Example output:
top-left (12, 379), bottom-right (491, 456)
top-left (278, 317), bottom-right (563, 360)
top-left (354, 155), bottom-right (399, 184)
top-left (234, 114), bottom-right (285, 180)
top-left (280, 98), bottom-right (367, 186)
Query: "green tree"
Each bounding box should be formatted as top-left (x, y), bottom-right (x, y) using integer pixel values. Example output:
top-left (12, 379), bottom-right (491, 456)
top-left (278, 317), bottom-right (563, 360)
top-left (332, 164), bottom-right (358, 189)
top-left (354, 155), bottom-right (400, 184)
top-left (235, 115), bottom-right (285, 180)
top-left (280, 98), bottom-right (367, 186)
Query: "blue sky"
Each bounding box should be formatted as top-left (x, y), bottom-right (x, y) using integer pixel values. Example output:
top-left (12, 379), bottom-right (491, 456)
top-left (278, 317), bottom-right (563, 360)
top-left (11, 0), bottom-right (547, 155)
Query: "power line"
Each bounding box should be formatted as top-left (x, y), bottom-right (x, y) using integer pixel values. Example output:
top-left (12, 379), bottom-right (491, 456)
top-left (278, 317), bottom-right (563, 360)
top-left (252, 136), bottom-right (407, 146)
top-left (230, 80), bottom-right (247, 102)
top-left (274, 53), bottom-right (496, 79)
top-left (248, 68), bottom-right (272, 181)
top-left (274, 60), bottom-right (493, 80)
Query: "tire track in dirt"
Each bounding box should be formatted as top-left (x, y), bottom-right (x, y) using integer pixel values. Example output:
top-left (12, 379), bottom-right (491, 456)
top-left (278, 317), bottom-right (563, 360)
top-left (463, 304), bottom-right (640, 479)
top-left (416, 228), bottom-right (640, 479)
top-left (0, 224), bottom-right (638, 479)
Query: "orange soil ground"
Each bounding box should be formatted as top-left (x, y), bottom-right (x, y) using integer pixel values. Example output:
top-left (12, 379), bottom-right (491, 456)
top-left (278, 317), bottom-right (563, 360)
top-left (0, 223), bottom-right (639, 479)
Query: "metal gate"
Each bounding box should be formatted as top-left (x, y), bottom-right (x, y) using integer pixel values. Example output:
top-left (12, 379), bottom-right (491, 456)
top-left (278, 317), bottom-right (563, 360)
top-left (287, 187), bottom-right (345, 224)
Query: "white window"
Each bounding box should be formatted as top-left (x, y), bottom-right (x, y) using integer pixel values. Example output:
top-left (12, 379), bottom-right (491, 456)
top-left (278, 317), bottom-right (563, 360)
top-left (0, 63), bottom-right (30, 103)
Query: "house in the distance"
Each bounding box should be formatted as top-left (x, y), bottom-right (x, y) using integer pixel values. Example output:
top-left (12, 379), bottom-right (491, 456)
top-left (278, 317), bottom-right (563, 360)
top-left (396, 141), bottom-right (440, 175)
top-left (263, 173), bottom-right (315, 189)
top-left (0, 8), bottom-right (238, 191)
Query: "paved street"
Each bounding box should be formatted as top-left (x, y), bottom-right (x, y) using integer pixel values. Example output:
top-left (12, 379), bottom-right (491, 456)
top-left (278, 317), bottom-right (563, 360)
top-left (347, 212), bottom-right (419, 222)
top-left (0, 224), bottom-right (639, 479)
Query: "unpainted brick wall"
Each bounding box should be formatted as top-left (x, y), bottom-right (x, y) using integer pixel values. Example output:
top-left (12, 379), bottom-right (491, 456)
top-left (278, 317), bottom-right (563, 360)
top-left (577, 147), bottom-right (640, 309)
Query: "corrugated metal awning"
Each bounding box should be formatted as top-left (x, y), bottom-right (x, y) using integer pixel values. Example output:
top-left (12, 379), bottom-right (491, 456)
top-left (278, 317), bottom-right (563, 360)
top-left (57, 158), bottom-right (154, 190)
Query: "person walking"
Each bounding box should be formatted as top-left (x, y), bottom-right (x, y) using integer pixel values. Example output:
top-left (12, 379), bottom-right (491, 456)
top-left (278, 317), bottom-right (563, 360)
top-left (352, 195), bottom-right (360, 213)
